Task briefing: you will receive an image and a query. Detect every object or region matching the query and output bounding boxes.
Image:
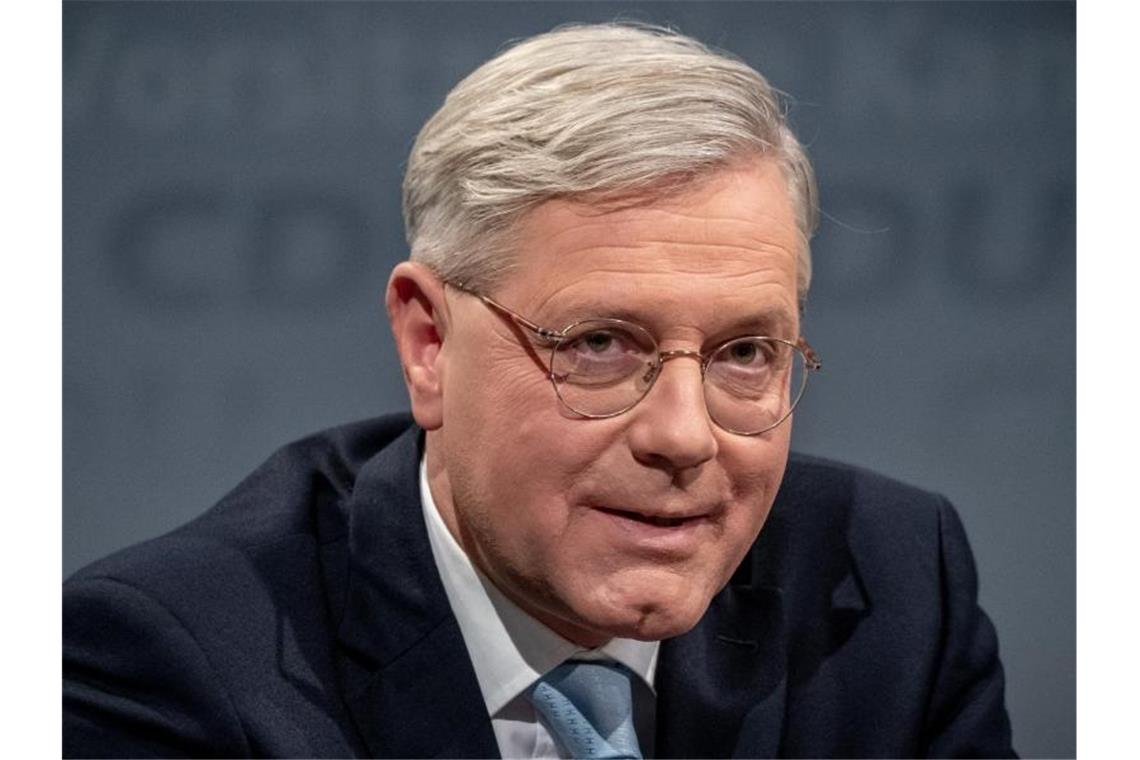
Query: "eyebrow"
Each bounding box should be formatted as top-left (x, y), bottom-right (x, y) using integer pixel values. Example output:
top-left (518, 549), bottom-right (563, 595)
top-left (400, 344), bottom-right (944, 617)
top-left (715, 308), bottom-right (797, 339)
top-left (542, 301), bottom-right (798, 340)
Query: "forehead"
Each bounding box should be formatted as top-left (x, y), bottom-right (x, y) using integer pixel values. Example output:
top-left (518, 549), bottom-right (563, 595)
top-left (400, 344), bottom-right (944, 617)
top-left (499, 158), bottom-right (802, 334)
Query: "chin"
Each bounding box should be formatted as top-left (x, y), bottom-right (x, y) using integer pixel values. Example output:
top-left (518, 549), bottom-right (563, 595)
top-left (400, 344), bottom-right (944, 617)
top-left (604, 606), bottom-right (705, 642)
top-left (629, 613), bottom-right (703, 641)
top-left (581, 587), bottom-right (712, 642)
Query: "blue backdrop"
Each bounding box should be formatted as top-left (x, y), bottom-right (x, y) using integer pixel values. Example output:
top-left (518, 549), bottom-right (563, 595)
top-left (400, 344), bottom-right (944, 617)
top-left (63, 2), bottom-right (1075, 756)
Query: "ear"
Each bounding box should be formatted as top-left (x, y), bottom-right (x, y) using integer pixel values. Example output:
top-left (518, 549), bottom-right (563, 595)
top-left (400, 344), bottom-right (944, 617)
top-left (386, 262), bottom-right (450, 430)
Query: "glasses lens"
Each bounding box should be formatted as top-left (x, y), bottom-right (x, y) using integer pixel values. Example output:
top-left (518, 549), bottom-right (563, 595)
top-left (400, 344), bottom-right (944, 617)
top-left (550, 319), bottom-right (657, 417)
top-left (703, 337), bottom-right (808, 434)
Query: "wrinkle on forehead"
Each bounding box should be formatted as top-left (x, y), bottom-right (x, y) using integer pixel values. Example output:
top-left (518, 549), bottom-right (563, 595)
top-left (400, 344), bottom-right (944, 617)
top-left (525, 250), bottom-right (797, 282)
top-left (525, 249), bottom-right (797, 312)
top-left (496, 158), bottom-right (802, 338)
top-left (527, 157), bottom-right (799, 246)
top-left (529, 264), bottom-right (793, 308)
top-left (529, 213), bottom-right (800, 273)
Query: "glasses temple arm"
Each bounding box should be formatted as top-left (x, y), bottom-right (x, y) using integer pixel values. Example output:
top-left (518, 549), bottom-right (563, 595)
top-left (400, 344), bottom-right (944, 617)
top-left (446, 281), bottom-right (563, 342)
top-left (797, 337), bottom-right (822, 371)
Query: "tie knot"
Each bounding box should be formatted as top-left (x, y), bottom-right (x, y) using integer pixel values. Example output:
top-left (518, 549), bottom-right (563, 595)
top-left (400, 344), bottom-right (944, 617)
top-left (529, 660), bottom-right (643, 759)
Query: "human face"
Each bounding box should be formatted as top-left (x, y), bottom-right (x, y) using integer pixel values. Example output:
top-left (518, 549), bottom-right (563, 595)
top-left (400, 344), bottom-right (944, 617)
top-left (425, 157), bottom-right (801, 647)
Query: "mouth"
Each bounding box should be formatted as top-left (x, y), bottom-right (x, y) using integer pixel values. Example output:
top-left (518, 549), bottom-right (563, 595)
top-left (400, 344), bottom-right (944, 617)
top-left (592, 505), bottom-right (712, 530)
top-left (587, 503), bottom-right (715, 554)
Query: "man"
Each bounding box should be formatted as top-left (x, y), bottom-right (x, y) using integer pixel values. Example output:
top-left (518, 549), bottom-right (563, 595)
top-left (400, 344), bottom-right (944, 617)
top-left (63, 23), bottom-right (1014, 758)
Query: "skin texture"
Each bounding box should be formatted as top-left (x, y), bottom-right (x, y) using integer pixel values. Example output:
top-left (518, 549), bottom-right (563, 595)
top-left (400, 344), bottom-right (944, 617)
top-left (387, 157), bottom-right (801, 648)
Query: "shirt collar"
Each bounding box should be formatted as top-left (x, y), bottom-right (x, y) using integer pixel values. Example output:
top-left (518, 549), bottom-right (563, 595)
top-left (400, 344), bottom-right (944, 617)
top-left (419, 458), bottom-right (659, 716)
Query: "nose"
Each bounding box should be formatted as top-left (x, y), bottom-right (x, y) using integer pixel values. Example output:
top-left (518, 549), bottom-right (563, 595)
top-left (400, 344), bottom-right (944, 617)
top-left (625, 353), bottom-right (718, 473)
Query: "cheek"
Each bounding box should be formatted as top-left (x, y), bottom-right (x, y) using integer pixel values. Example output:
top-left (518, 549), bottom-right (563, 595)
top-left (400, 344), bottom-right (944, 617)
top-left (444, 341), bottom-right (550, 427)
top-left (729, 419), bottom-right (791, 484)
top-left (722, 432), bottom-right (791, 533)
top-left (447, 340), bottom-right (612, 466)
top-left (441, 347), bottom-right (614, 521)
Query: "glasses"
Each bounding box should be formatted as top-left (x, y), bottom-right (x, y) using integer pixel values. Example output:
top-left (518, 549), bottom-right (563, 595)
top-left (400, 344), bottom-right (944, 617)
top-left (447, 282), bottom-right (821, 436)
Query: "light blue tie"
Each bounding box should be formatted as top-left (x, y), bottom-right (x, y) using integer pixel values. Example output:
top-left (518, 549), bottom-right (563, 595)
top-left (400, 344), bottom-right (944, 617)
top-left (528, 660), bottom-right (644, 759)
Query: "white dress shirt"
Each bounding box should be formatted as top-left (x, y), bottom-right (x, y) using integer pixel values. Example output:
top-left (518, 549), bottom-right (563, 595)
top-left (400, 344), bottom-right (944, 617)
top-left (419, 460), bottom-right (659, 759)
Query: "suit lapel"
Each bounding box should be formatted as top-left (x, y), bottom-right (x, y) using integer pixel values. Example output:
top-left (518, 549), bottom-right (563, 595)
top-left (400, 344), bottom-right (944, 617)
top-left (333, 425), bottom-right (499, 758)
top-left (652, 455), bottom-right (873, 759)
top-left (655, 579), bottom-right (787, 759)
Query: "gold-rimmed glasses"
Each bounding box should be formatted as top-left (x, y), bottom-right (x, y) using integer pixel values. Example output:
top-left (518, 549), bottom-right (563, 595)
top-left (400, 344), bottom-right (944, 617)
top-left (448, 282), bottom-right (821, 435)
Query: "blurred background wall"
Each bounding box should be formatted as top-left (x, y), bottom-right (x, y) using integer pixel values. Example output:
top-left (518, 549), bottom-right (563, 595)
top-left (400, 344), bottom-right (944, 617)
top-left (63, 2), bottom-right (1074, 756)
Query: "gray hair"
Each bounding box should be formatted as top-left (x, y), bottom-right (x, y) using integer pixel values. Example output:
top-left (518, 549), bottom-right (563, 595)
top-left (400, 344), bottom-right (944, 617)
top-left (402, 22), bottom-right (819, 308)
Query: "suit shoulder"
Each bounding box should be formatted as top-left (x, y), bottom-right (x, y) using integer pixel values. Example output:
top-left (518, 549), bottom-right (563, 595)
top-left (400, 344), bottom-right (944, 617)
top-left (65, 413), bottom-right (417, 606)
top-left (753, 453), bottom-right (959, 592)
top-left (781, 451), bottom-right (948, 527)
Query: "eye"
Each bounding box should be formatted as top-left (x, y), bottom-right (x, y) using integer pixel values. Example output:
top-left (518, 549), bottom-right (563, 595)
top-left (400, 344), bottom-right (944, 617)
top-left (563, 328), bottom-right (638, 363)
top-left (552, 321), bottom-right (656, 385)
top-left (708, 338), bottom-right (787, 383)
top-left (581, 330), bottom-right (616, 354)
top-left (727, 340), bottom-right (763, 365)
top-left (560, 324), bottom-right (652, 360)
top-left (721, 338), bottom-right (773, 368)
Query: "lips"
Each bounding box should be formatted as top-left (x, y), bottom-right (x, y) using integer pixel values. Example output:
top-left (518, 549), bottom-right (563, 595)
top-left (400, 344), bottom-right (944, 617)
top-left (595, 507), bottom-right (695, 528)
top-left (587, 502), bottom-right (716, 554)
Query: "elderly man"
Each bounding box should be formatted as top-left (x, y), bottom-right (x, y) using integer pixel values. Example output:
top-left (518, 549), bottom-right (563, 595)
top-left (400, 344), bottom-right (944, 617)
top-left (63, 24), bottom-right (1014, 758)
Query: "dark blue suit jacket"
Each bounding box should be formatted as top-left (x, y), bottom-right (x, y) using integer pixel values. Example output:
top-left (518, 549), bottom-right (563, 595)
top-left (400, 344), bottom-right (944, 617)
top-left (63, 415), bottom-right (1014, 758)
